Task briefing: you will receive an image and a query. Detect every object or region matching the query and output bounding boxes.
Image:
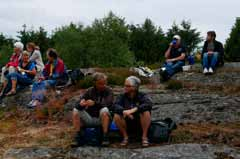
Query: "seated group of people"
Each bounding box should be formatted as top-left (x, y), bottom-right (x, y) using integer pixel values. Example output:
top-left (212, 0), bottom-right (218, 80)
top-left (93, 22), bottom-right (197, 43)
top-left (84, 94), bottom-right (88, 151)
top-left (160, 31), bottom-right (224, 81)
top-left (0, 42), bottom-right (68, 108)
top-left (0, 30), bottom-right (224, 147)
top-left (72, 73), bottom-right (152, 147)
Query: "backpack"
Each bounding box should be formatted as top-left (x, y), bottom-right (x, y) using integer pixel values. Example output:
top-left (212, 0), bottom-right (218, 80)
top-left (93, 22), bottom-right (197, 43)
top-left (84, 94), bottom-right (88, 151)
top-left (77, 127), bottom-right (103, 147)
top-left (68, 69), bottom-right (85, 85)
top-left (148, 118), bottom-right (177, 143)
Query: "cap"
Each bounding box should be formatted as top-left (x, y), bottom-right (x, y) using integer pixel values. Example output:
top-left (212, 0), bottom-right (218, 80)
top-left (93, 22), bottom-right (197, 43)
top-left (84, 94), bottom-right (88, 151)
top-left (173, 35), bottom-right (181, 40)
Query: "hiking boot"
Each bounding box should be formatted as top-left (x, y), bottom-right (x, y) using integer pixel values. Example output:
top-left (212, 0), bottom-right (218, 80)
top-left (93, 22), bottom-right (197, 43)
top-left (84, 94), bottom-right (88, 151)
top-left (102, 134), bottom-right (110, 146)
top-left (203, 68), bottom-right (208, 74)
top-left (159, 68), bottom-right (170, 82)
top-left (208, 67), bottom-right (214, 74)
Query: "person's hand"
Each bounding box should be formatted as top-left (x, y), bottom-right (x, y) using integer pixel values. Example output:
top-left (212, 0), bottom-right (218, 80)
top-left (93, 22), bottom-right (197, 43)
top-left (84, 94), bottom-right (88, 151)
top-left (85, 100), bottom-right (95, 107)
top-left (38, 76), bottom-right (45, 82)
top-left (208, 51), bottom-right (214, 55)
top-left (80, 99), bottom-right (87, 107)
top-left (123, 110), bottom-right (134, 119)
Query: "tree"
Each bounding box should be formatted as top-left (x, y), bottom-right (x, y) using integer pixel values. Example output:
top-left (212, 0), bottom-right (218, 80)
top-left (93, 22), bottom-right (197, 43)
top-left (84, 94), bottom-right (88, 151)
top-left (129, 18), bottom-right (168, 64)
top-left (52, 12), bottom-right (134, 68)
top-left (17, 25), bottom-right (51, 54)
top-left (225, 18), bottom-right (240, 61)
top-left (0, 33), bottom-right (15, 65)
top-left (166, 20), bottom-right (202, 54)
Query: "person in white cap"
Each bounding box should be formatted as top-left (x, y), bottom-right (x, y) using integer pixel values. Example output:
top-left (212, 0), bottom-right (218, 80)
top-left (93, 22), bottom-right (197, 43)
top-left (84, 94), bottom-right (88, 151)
top-left (159, 35), bottom-right (186, 81)
top-left (0, 42), bottom-right (24, 88)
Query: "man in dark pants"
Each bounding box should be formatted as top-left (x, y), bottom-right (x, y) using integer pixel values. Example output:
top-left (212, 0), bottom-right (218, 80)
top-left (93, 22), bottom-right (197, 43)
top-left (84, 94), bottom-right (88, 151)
top-left (202, 31), bottom-right (224, 74)
top-left (113, 76), bottom-right (152, 147)
top-left (160, 35), bottom-right (186, 81)
top-left (72, 73), bottom-right (113, 146)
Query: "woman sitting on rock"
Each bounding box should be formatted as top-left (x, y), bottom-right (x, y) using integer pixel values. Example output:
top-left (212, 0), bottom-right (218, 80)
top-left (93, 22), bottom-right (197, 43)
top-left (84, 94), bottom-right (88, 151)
top-left (26, 42), bottom-right (44, 74)
top-left (28, 48), bottom-right (68, 108)
top-left (113, 76), bottom-right (152, 147)
top-left (0, 51), bottom-right (36, 96)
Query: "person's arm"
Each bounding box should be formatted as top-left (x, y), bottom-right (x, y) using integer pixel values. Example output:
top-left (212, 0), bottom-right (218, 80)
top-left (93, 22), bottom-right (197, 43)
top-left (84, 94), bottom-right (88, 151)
top-left (21, 63), bottom-right (37, 76)
top-left (167, 53), bottom-right (186, 62)
top-left (165, 44), bottom-right (173, 59)
top-left (29, 51), bottom-right (39, 62)
top-left (113, 95), bottom-right (125, 115)
top-left (138, 93), bottom-right (153, 113)
top-left (24, 68), bottom-right (36, 76)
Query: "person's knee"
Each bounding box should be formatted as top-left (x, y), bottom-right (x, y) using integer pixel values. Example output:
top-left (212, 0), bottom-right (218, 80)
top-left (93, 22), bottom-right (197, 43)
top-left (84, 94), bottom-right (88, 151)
top-left (101, 112), bottom-right (110, 119)
top-left (113, 114), bottom-right (122, 122)
top-left (73, 108), bottom-right (80, 119)
top-left (203, 53), bottom-right (208, 58)
top-left (213, 52), bottom-right (219, 57)
top-left (140, 111), bottom-right (151, 119)
top-left (2, 66), bottom-right (6, 72)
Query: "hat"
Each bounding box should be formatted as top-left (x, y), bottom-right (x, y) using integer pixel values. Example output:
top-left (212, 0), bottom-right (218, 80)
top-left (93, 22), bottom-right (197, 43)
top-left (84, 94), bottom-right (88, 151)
top-left (14, 42), bottom-right (24, 51)
top-left (173, 35), bottom-right (181, 40)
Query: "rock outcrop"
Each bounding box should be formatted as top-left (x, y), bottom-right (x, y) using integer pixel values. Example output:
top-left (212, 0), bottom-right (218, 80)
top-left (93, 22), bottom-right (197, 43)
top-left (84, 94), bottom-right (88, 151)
top-left (3, 144), bottom-right (240, 159)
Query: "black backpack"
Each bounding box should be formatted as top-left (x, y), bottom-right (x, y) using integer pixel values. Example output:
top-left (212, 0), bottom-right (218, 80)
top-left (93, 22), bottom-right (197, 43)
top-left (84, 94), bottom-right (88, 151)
top-left (68, 69), bottom-right (85, 85)
top-left (148, 118), bottom-right (177, 143)
top-left (76, 127), bottom-right (103, 147)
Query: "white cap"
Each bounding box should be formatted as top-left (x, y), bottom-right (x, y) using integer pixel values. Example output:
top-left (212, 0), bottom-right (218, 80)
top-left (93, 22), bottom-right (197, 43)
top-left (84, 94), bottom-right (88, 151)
top-left (173, 35), bottom-right (181, 40)
top-left (14, 42), bottom-right (24, 51)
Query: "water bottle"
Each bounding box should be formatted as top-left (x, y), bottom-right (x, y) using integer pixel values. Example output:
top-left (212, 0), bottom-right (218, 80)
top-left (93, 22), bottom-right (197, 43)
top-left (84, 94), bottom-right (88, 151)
top-left (188, 55), bottom-right (195, 65)
top-left (172, 39), bottom-right (177, 45)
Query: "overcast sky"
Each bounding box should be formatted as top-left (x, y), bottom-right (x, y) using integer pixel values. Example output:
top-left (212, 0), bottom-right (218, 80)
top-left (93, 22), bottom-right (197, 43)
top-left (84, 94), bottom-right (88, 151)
top-left (0, 0), bottom-right (239, 43)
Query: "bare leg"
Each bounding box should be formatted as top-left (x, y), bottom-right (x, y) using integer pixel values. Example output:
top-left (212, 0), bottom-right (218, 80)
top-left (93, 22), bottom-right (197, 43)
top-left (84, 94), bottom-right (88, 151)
top-left (72, 109), bottom-right (82, 132)
top-left (101, 112), bottom-right (110, 134)
top-left (114, 114), bottom-right (128, 139)
top-left (140, 111), bottom-right (151, 139)
top-left (10, 80), bottom-right (17, 92)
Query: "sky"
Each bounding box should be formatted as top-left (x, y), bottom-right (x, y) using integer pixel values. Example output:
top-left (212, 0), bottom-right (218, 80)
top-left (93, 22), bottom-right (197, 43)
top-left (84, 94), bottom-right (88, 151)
top-left (0, 0), bottom-right (239, 43)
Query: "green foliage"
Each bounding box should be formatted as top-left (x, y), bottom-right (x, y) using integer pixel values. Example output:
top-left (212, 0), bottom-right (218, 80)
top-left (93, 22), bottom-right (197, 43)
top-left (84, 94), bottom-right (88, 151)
top-left (52, 12), bottom-right (134, 69)
top-left (17, 25), bottom-right (52, 56)
top-left (225, 18), bottom-right (240, 61)
top-left (0, 44), bottom-right (13, 66)
top-left (129, 18), bottom-right (168, 64)
top-left (166, 20), bottom-right (203, 54)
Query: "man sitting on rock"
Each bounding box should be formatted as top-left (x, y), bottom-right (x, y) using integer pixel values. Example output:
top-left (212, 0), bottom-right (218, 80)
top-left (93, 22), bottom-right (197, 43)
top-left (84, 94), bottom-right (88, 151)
top-left (159, 35), bottom-right (186, 81)
top-left (202, 31), bottom-right (224, 75)
top-left (113, 76), bottom-right (152, 147)
top-left (72, 73), bottom-right (113, 147)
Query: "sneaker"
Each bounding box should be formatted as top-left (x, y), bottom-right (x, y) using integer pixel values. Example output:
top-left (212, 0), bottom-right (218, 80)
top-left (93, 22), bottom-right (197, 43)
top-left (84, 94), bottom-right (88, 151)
top-left (203, 68), bottom-right (208, 74)
top-left (209, 67), bottom-right (214, 74)
top-left (27, 100), bottom-right (39, 108)
top-left (102, 134), bottom-right (110, 146)
top-left (159, 68), bottom-right (170, 82)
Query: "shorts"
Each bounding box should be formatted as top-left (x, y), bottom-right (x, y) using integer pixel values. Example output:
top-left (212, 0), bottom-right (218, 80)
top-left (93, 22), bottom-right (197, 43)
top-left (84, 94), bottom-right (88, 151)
top-left (73, 107), bottom-right (111, 127)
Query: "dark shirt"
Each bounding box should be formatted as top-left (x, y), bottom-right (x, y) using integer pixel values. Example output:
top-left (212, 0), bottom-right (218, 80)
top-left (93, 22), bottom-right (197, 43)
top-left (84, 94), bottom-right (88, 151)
top-left (75, 86), bottom-right (114, 118)
top-left (169, 45), bottom-right (186, 62)
top-left (202, 40), bottom-right (224, 66)
top-left (113, 92), bottom-right (152, 115)
top-left (19, 61), bottom-right (36, 80)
